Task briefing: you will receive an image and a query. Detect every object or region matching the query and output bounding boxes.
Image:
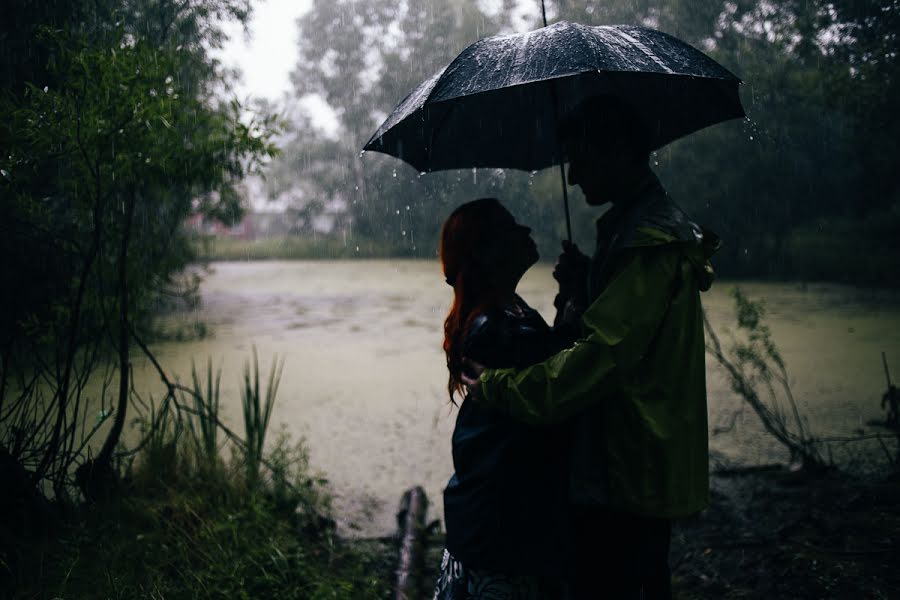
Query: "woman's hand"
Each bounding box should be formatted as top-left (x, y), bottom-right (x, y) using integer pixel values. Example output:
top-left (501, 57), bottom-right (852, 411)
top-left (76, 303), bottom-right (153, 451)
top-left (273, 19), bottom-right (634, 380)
top-left (460, 357), bottom-right (486, 399)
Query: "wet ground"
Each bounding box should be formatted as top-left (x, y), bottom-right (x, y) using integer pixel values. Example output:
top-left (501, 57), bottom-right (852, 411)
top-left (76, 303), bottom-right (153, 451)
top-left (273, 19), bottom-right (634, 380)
top-left (132, 260), bottom-right (900, 537)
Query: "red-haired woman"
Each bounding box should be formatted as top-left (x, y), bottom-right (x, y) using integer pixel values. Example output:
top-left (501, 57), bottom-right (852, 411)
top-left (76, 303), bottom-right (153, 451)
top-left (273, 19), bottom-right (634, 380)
top-left (433, 198), bottom-right (579, 599)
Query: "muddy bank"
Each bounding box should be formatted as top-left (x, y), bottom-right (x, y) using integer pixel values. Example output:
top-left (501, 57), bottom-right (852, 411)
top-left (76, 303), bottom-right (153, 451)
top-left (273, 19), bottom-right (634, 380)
top-left (393, 467), bottom-right (899, 599)
top-left (669, 467), bottom-right (899, 599)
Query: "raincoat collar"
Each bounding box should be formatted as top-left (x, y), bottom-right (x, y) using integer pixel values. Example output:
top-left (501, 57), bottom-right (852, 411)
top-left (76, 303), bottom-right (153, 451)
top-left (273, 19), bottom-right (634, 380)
top-left (595, 172), bottom-right (704, 251)
top-left (592, 172), bottom-right (721, 291)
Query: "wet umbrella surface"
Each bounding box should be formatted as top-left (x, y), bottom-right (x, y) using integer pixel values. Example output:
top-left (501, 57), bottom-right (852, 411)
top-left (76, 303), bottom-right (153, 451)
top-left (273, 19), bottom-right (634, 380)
top-left (365, 21), bottom-right (744, 173)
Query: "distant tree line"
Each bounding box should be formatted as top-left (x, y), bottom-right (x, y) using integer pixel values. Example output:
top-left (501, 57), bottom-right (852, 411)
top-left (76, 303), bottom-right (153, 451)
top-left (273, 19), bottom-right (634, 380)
top-left (270, 0), bottom-right (899, 286)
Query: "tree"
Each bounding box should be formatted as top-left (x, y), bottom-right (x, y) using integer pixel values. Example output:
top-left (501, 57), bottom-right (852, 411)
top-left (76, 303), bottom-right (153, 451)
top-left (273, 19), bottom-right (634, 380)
top-left (0, 0), bottom-right (277, 502)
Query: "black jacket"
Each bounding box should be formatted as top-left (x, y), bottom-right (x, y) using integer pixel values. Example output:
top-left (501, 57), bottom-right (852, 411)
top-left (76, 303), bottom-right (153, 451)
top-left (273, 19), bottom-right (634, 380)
top-left (443, 296), bottom-right (576, 576)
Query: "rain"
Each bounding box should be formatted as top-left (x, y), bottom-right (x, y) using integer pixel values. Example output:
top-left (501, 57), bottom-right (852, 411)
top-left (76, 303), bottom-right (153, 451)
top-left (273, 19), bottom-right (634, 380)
top-left (2, 0), bottom-right (899, 598)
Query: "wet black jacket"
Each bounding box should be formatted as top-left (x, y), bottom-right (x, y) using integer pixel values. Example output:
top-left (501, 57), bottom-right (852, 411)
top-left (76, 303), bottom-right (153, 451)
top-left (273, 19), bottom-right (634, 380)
top-left (443, 297), bottom-right (577, 576)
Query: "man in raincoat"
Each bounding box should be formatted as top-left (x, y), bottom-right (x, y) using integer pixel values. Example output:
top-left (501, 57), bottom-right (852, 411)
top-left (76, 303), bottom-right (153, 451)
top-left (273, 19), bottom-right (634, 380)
top-left (462, 96), bottom-right (719, 599)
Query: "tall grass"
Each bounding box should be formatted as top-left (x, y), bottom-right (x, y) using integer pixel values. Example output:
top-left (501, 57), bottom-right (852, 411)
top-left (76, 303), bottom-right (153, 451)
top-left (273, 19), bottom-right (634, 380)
top-left (241, 346), bottom-right (284, 487)
top-left (182, 357), bottom-right (222, 469)
top-left (7, 348), bottom-right (391, 599)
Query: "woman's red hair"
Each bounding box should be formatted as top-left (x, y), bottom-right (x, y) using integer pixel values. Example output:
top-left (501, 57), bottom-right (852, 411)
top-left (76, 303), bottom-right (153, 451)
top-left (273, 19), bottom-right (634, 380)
top-left (440, 198), bottom-right (505, 404)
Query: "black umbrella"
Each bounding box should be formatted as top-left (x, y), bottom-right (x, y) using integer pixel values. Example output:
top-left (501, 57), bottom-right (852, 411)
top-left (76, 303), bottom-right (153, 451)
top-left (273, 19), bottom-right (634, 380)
top-left (363, 20), bottom-right (744, 239)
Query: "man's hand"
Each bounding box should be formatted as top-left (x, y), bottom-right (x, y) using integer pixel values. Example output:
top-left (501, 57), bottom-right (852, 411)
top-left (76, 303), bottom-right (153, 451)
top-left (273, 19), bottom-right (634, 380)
top-left (554, 240), bottom-right (589, 326)
top-left (460, 357), bottom-right (486, 399)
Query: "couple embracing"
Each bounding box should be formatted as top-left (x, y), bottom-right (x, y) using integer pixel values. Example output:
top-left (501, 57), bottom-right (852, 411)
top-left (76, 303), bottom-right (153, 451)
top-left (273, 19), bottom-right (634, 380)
top-left (432, 97), bottom-right (720, 600)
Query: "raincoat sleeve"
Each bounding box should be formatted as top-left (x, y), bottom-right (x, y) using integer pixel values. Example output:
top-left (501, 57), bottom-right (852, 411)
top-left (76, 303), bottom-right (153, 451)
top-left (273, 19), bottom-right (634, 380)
top-left (478, 247), bottom-right (680, 425)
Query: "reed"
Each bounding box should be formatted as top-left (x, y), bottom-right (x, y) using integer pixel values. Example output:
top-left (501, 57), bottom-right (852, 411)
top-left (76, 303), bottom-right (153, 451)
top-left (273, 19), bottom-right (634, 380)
top-left (241, 346), bottom-right (284, 487)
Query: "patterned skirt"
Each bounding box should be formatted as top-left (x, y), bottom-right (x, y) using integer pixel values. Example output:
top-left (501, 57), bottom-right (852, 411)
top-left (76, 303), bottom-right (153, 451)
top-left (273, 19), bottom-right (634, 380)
top-left (432, 549), bottom-right (568, 600)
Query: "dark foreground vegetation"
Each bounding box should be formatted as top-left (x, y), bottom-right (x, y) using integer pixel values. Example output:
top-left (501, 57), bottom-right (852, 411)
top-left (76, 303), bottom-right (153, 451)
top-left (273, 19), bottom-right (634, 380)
top-left (5, 430), bottom-right (390, 599)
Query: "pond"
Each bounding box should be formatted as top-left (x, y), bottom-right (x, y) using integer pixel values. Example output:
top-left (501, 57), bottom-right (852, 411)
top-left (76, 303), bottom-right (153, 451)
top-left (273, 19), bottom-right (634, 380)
top-left (130, 260), bottom-right (900, 537)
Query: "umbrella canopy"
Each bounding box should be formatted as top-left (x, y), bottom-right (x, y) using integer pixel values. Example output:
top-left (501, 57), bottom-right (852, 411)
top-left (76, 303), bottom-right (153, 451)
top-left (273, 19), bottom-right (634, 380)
top-left (363, 21), bottom-right (744, 173)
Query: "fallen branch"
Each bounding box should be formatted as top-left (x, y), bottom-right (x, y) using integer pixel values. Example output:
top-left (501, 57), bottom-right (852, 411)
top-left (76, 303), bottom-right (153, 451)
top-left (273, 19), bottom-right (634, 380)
top-left (395, 486), bottom-right (429, 600)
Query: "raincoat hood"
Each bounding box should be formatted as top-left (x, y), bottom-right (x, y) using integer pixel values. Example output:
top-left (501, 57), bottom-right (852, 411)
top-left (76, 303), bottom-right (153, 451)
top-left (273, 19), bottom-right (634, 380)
top-left (599, 174), bottom-right (721, 292)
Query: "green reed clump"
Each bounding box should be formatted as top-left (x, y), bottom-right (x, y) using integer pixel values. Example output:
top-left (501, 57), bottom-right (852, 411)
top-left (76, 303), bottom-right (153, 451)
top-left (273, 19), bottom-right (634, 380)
top-left (241, 346), bottom-right (285, 488)
top-left (8, 368), bottom-right (390, 600)
top-left (182, 357), bottom-right (222, 469)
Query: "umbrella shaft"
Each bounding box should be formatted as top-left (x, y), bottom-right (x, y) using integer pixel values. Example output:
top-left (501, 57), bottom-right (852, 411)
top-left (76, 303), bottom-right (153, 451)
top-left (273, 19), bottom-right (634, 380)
top-left (558, 161), bottom-right (572, 242)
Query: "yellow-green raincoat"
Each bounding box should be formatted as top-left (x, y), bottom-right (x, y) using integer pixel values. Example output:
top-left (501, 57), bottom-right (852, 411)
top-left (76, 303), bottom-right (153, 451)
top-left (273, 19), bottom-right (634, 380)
top-left (479, 178), bottom-right (719, 518)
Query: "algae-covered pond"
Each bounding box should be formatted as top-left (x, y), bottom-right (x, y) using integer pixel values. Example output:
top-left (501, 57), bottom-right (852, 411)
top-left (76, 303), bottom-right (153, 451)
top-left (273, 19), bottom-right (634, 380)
top-left (131, 260), bottom-right (900, 537)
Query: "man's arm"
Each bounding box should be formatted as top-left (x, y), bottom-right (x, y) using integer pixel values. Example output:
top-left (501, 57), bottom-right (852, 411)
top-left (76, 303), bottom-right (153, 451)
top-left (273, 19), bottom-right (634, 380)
top-left (478, 246), bottom-right (681, 425)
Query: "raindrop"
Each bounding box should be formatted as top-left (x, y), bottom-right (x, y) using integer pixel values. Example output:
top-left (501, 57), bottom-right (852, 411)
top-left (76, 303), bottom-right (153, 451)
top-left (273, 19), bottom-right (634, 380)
top-left (405, 205), bottom-right (410, 211)
top-left (43, 86), bottom-right (48, 93)
top-left (749, 136), bottom-right (754, 140)
top-left (418, 171), bottom-right (426, 176)
top-left (402, 230), bottom-right (407, 236)
top-left (0, 169), bottom-right (8, 179)
top-left (358, 150), bottom-right (366, 158)
top-left (355, 246), bottom-right (360, 252)
top-left (396, 209), bottom-right (400, 215)
top-left (392, 169), bottom-right (397, 178)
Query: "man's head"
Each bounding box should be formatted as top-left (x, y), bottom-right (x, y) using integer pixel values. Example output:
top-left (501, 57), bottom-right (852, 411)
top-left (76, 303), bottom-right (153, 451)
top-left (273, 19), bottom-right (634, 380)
top-left (560, 96), bottom-right (652, 206)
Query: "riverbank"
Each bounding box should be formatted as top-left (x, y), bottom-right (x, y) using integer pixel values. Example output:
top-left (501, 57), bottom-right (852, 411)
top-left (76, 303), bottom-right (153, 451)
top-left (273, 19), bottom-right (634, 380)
top-left (194, 225), bottom-right (900, 289)
top-left (669, 466), bottom-right (900, 599)
top-left (408, 466), bottom-right (900, 599)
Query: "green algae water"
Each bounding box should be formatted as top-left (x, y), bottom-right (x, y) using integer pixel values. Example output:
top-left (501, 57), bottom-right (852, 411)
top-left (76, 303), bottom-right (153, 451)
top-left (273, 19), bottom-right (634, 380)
top-left (127, 260), bottom-right (900, 537)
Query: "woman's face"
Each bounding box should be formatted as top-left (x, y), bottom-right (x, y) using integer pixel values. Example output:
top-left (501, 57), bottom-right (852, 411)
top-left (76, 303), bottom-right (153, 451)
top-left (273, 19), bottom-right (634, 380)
top-left (478, 205), bottom-right (539, 285)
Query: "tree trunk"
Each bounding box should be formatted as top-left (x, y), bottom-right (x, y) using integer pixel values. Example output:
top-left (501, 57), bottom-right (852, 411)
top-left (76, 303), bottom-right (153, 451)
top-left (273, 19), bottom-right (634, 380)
top-left (97, 194), bottom-right (135, 469)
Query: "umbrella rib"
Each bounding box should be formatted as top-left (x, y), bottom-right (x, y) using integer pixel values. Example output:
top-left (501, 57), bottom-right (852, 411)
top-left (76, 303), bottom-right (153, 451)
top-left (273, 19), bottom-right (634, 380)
top-left (613, 28), bottom-right (675, 74)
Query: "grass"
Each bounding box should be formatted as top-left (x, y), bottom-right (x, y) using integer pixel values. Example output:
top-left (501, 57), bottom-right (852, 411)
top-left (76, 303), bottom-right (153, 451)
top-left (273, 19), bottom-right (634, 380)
top-left (195, 235), bottom-right (417, 261)
top-left (241, 347), bottom-right (283, 488)
top-left (2, 349), bottom-right (392, 600)
top-left (7, 437), bottom-right (390, 599)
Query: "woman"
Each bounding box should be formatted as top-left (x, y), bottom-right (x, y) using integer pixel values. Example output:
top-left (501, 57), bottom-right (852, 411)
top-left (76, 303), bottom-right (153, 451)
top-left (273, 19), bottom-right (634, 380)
top-left (434, 198), bottom-right (578, 600)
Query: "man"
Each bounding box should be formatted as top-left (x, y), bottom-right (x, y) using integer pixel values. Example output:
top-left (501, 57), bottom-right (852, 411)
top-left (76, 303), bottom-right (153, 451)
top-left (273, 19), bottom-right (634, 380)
top-left (462, 96), bottom-right (720, 599)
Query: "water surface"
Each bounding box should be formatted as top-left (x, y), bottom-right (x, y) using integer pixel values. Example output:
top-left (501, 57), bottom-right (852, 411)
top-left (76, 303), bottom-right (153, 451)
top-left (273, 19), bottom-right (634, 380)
top-left (133, 260), bottom-right (900, 536)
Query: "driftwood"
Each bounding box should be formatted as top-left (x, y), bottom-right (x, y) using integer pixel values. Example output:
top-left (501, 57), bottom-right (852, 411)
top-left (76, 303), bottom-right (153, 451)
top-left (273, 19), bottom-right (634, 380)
top-left (395, 486), bottom-right (429, 600)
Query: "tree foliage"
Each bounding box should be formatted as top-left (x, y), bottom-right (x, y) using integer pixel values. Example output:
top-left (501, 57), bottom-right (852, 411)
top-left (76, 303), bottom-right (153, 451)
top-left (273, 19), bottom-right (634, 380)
top-left (268, 0), bottom-right (899, 284)
top-left (0, 0), bottom-right (277, 500)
